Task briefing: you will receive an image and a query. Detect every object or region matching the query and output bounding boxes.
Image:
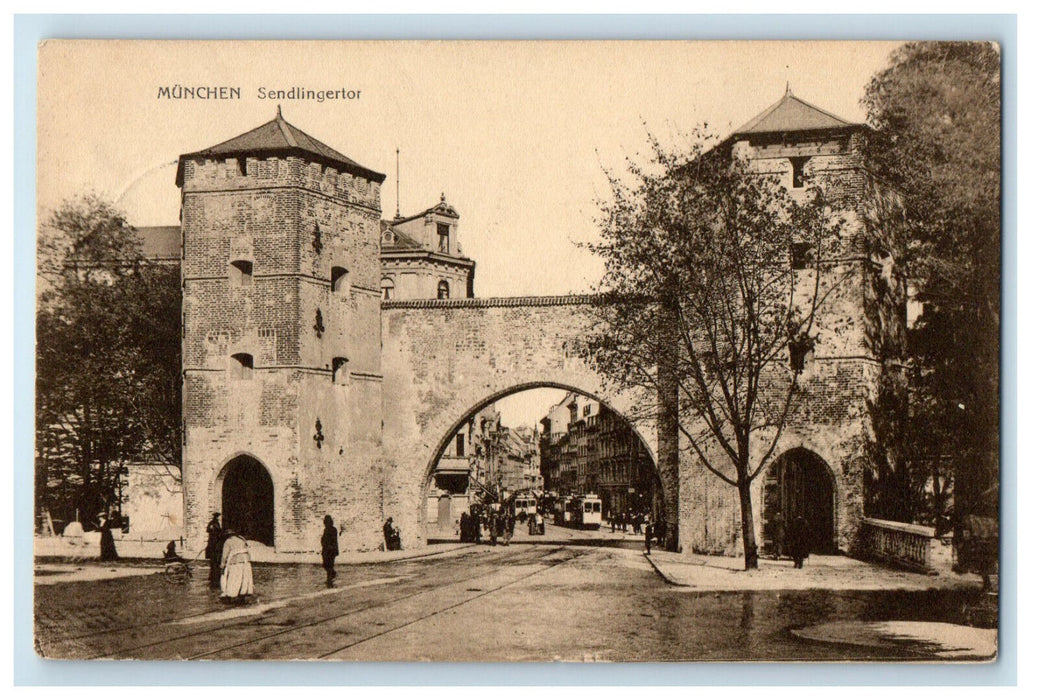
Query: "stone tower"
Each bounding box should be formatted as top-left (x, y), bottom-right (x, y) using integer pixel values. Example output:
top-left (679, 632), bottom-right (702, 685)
top-left (177, 108), bottom-right (387, 552)
top-left (678, 90), bottom-right (907, 556)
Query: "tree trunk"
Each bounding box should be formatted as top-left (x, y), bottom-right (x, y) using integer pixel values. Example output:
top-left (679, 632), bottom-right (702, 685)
top-left (737, 477), bottom-right (759, 570)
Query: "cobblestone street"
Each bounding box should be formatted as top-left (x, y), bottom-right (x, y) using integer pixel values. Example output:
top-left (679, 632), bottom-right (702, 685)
top-left (35, 532), bottom-right (996, 662)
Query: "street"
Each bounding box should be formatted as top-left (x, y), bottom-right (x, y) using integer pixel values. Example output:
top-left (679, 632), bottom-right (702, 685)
top-left (34, 529), bottom-right (995, 662)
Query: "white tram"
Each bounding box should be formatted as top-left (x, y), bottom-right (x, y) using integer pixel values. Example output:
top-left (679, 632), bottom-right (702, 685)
top-left (558, 494), bottom-right (602, 529)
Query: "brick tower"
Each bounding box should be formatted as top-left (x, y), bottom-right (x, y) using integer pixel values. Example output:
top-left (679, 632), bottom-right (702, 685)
top-left (678, 89), bottom-right (907, 556)
top-left (177, 108), bottom-right (387, 552)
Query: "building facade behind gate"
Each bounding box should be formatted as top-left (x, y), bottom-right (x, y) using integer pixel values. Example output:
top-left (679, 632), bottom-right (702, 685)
top-left (177, 94), bottom-right (906, 557)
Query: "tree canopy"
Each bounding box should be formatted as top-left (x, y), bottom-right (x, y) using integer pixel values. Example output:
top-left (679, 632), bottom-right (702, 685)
top-left (583, 130), bottom-right (846, 568)
top-left (35, 195), bottom-right (182, 530)
top-left (862, 41), bottom-right (1001, 527)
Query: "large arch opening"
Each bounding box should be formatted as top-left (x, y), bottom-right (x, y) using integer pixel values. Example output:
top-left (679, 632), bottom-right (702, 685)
top-left (761, 448), bottom-right (836, 556)
top-left (418, 383), bottom-right (664, 544)
top-left (220, 455), bottom-right (275, 546)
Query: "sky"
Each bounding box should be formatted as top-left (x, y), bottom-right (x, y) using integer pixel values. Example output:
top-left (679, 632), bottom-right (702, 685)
top-left (37, 40), bottom-right (903, 428)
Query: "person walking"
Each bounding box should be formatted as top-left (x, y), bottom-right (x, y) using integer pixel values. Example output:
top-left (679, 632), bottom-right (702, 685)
top-left (644, 518), bottom-right (654, 555)
top-left (205, 512), bottom-right (224, 588)
top-left (321, 515), bottom-right (339, 586)
top-left (99, 513), bottom-right (119, 561)
top-left (220, 529), bottom-right (255, 602)
top-left (787, 515), bottom-right (810, 569)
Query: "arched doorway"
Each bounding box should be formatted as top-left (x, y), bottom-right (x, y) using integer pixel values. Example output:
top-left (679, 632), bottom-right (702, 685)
top-left (220, 455), bottom-right (275, 546)
top-left (762, 448), bottom-right (835, 556)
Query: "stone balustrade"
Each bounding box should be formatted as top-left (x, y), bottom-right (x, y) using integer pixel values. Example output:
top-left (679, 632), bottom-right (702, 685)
top-left (859, 517), bottom-right (941, 573)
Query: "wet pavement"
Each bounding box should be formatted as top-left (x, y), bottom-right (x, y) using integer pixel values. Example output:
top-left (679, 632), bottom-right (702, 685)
top-left (34, 540), bottom-right (996, 662)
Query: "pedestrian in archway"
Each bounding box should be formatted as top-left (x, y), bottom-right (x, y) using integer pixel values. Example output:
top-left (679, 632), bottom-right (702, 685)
top-left (205, 512), bottom-right (224, 588)
top-left (321, 515), bottom-right (339, 586)
top-left (787, 516), bottom-right (810, 569)
top-left (98, 513), bottom-right (119, 561)
top-left (644, 518), bottom-right (654, 555)
top-left (220, 529), bottom-right (254, 602)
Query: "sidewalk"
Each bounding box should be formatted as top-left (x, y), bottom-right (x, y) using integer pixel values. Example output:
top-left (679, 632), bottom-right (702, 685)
top-left (645, 550), bottom-right (985, 592)
top-left (34, 538), bottom-right (476, 585)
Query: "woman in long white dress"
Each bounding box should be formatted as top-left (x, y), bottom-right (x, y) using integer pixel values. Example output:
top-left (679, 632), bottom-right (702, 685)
top-left (219, 530), bottom-right (254, 601)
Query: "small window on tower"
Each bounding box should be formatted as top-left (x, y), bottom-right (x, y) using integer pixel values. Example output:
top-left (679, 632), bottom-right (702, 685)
top-left (331, 266), bottom-right (348, 293)
top-left (230, 353), bottom-right (254, 380)
top-left (790, 156), bottom-right (810, 189)
top-left (332, 357), bottom-right (349, 385)
top-left (380, 277), bottom-right (395, 301)
top-left (230, 259), bottom-right (253, 286)
top-left (437, 280), bottom-right (450, 299)
top-left (437, 223), bottom-right (450, 253)
top-left (790, 242), bottom-right (813, 270)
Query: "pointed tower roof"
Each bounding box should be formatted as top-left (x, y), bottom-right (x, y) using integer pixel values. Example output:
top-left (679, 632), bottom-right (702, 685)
top-left (731, 88), bottom-right (860, 137)
top-left (176, 107), bottom-right (385, 186)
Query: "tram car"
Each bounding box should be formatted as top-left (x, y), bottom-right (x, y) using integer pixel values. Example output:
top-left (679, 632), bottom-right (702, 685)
top-left (558, 494), bottom-right (603, 529)
top-left (513, 495), bottom-right (537, 522)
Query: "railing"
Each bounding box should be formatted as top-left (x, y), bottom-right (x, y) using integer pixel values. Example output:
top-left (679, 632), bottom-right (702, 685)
top-left (859, 517), bottom-right (942, 573)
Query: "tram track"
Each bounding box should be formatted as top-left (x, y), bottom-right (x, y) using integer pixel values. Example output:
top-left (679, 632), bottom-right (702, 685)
top-left (185, 545), bottom-right (592, 661)
top-left (315, 546), bottom-right (596, 659)
top-left (72, 545), bottom-right (571, 660)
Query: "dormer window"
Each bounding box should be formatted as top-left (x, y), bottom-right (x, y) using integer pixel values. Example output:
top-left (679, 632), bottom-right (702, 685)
top-left (437, 223), bottom-right (450, 253)
top-left (380, 277), bottom-right (395, 301)
top-left (230, 259), bottom-right (253, 286)
top-left (437, 280), bottom-right (450, 299)
top-left (790, 156), bottom-right (810, 189)
top-left (230, 353), bottom-right (254, 380)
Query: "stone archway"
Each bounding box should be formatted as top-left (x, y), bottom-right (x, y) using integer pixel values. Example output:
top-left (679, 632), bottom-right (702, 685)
top-left (219, 455), bottom-right (275, 546)
top-left (414, 383), bottom-right (664, 542)
top-left (761, 448), bottom-right (836, 556)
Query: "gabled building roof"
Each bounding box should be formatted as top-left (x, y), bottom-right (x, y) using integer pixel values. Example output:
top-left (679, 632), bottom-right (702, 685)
top-left (731, 88), bottom-right (860, 137)
top-left (176, 107), bottom-right (385, 186)
top-left (379, 220), bottom-right (424, 251)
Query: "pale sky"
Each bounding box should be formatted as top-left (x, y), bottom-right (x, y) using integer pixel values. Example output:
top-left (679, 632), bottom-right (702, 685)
top-left (38, 40), bottom-right (902, 302)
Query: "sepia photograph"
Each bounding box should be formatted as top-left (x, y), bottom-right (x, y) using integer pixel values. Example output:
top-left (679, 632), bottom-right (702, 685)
top-left (31, 39), bottom-right (1002, 663)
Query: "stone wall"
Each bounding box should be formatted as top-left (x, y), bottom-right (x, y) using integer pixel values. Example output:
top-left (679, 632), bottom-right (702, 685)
top-left (181, 154), bottom-right (385, 553)
top-left (379, 296), bottom-right (670, 548)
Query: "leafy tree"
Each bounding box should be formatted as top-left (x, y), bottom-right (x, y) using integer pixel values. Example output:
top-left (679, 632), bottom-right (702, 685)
top-left (35, 195), bottom-right (181, 530)
top-left (583, 131), bottom-right (845, 569)
top-left (862, 42), bottom-right (1001, 529)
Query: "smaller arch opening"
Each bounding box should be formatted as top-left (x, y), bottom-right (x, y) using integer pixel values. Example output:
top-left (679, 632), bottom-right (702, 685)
top-left (762, 448), bottom-right (836, 556)
top-left (437, 280), bottom-right (450, 300)
top-left (230, 353), bottom-right (254, 380)
top-left (220, 455), bottom-right (274, 546)
top-left (331, 266), bottom-right (348, 293)
top-left (380, 277), bottom-right (395, 301)
top-left (230, 259), bottom-right (253, 287)
top-left (332, 356), bottom-right (349, 385)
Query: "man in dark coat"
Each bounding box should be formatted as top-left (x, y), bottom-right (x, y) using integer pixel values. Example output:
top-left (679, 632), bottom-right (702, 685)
top-left (644, 519), bottom-right (654, 555)
top-left (383, 517), bottom-right (401, 551)
top-left (786, 516), bottom-right (810, 569)
top-left (206, 512), bottom-right (224, 587)
top-left (459, 511), bottom-right (471, 543)
top-left (321, 515), bottom-right (339, 586)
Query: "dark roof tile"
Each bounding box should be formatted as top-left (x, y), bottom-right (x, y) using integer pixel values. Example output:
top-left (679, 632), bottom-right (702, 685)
top-left (177, 107), bottom-right (385, 185)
